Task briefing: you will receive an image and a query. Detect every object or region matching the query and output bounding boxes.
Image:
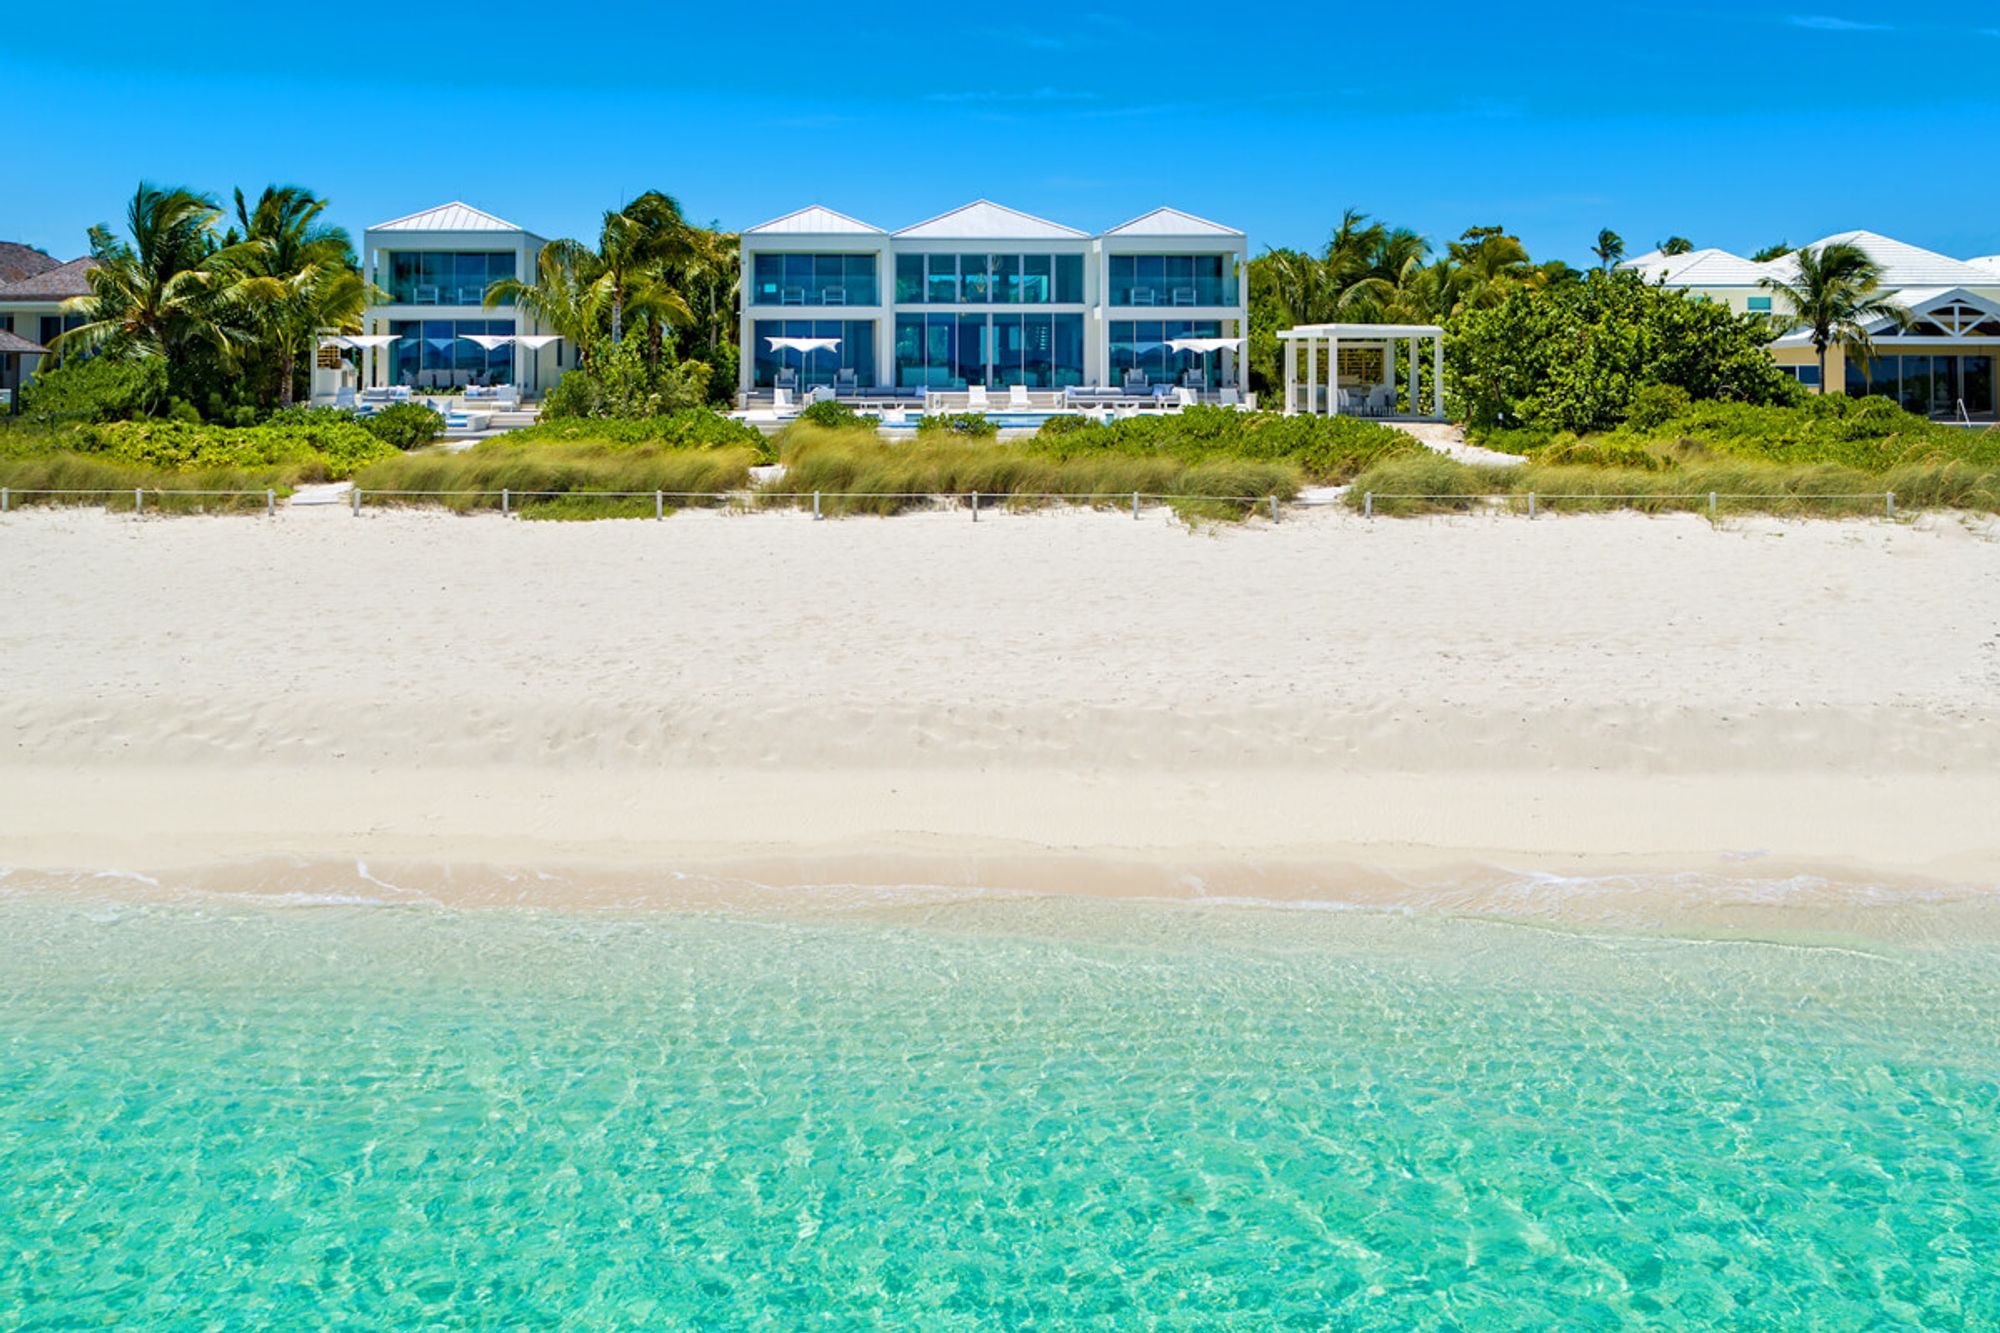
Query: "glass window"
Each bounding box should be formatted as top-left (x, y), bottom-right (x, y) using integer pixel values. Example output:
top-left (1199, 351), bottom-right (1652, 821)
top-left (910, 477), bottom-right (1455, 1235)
top-left (896, 255), bottom-right (923, 304)
top-left (955, 312), bottom-right (986, 385)
top-left (1962, 356), bottom-right (1993, 416)
top-left (1746, 296), bottom-right (1773, 313)
top-left (959, 255), bottom-right (988, 304)
top-left (1051, 315), bottom-right (1083, 387)
top-left (1021, 255), bottom-right (1052, 304)
top-left (1055, 254), bottom-right (1083, 303)
top-left (992, 255), bottom-right (1021, 305)
top-left (1896, 356), bottom-right (1927, 415)
top-left (926, 255), bottom-right (958, 304)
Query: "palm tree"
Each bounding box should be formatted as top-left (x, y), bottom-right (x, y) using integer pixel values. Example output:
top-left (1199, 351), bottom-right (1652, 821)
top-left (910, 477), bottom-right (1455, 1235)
top-left (486, 238), bottom-right (606, 365)
top-left (1656, 236), bottom-right (1695, 256)
top-left (1759, 242), bottom-right (1910, 393)
top-left (1446, 227), bottom-right (1540, 312)
top-left (1591, 229), bottom-right (1625, 270)
top-left (212, 186), bottom-right (367, 406)
top-left (594, 191), bottom-right (697, 347)
top-left (1750, 242), bottom-right (1793, 263)
top-left (57, 184), bottom-right (224, 385)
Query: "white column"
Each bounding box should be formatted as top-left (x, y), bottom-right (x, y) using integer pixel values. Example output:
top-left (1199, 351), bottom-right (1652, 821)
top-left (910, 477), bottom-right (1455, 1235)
top-left (1329, 336), bottom-right (1341, 414)
top-left (1433, 334), bottom-right (1445, 417)
top-left (1407, 337), bottom-right (1418, 416)
top-left (1304, 334), bottom-right (1317, 417)
top-left (1282, 336), bottom-right (1296, 415)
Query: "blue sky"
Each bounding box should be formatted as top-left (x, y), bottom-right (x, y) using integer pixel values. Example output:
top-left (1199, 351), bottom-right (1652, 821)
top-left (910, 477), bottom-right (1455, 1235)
top-left (5, 1), bottom-right (1998, 265)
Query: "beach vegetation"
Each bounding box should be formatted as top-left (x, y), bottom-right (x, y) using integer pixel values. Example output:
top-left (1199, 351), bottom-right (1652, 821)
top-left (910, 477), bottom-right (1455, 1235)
top-left (767, 429), bottom-right (1295, 520)
top-left (1447, 270), bottom-right (1798, 432)
top-left (14, 354), bottom-right (169, 422)
top-left (1026, 406), bottom-right (1416, 483)
top-left (350, 437), bottom-right (759, 512)
top-left (794, 399), bottom-right (878, 431)
top-left (507, 408), bottom-right (766, 455)
top-left (352, 401), bottom-right (446, 450)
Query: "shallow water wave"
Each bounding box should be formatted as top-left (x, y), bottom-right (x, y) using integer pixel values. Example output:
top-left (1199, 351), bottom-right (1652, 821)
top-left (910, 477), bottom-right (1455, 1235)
top-left (2, 888), bottom-right (1997, 1328)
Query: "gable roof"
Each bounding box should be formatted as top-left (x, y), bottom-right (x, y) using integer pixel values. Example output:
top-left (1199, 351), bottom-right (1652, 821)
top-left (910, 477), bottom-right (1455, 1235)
top-left (0, 328), bottom-right (51, 355)
top-left (894, 200), bottom-right (1087, 240)
top-left (1620, 247), bottom-right (1777, 287)
top-left (743, 205), bottom-right (883, 236)
top-left (0, 242), bottom-right (60, 286)
top-left (1103, 207), bottom-right (1242, 238)
top-left (0, 256), bottom-right (99, 301)
top-left (1968, 255), bottom-right (2000, 277)
top-left (369, 201), bottom-right (528, 234)
top-left (1771, 231), bottom-right (1994, 289)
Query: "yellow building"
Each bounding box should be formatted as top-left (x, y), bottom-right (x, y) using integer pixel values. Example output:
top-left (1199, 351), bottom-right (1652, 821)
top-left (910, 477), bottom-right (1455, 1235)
top-left (1623, 232), bottom-right (2000, 422)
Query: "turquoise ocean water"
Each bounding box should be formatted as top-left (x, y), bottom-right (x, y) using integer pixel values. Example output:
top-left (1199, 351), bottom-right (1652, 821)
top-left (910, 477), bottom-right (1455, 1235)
top-left (2, 882), bottom-right (1997, 1329)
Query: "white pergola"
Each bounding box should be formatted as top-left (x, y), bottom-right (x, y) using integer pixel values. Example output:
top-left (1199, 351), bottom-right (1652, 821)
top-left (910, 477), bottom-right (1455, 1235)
top-left (1277, 323), bottom-right (1445, 419)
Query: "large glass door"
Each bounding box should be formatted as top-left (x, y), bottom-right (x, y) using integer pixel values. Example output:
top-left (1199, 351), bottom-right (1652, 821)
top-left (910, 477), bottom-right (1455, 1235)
top-left (1963, 356), bottom-right (1995, 417)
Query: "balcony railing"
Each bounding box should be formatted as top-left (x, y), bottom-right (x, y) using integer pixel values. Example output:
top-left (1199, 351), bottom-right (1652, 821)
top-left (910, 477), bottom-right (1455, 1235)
top-left (386, 282), bottom-right (512, 307)
top-left (1108, 278), bottom-right (1239, 308)
top-left (750, 282), bottom-right (879, 308)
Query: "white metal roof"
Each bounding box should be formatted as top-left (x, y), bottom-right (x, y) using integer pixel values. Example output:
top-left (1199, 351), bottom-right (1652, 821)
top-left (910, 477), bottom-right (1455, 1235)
top-left (1620, 247), bottom-right (1777, 287)
top-left (1968, 255), bottom-right (2000, 277)
top-left (369, 201), bottom-right (528, 234)
top-left (894, 200), bottom-right (1087, 240)
top-left (1103, 207), bottom-right (1242, 238)
top-left (1769, 231), bottom-right (1994, 289)
top-left (742, 205), bottom-right (884, 236)
top-left (1278, 323), bottom-right (1443, 339)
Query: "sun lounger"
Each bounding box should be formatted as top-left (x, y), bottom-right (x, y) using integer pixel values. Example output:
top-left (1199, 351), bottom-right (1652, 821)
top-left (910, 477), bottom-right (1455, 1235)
top-left (773, 387), bottom-right (794, 412)
top-left (1008, 384), bottom-right (1032, 409)
top-left (966, 385), bottom-right (990, 410)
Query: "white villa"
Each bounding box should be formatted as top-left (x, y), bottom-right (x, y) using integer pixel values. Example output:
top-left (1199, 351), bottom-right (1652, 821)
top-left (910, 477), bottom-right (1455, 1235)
top-left (736, 201), bottom-right (1250, 404)
top-left (342, 202), bottom-right (566, 399)
top-left (1623, 231), bottom-right (2000, 421)
top-left (0, 245), bottom-right (98, 404)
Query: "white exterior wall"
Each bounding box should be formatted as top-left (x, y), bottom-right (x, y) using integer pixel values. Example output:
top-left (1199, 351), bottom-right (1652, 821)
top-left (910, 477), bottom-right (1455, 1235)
top-left (738, 208), bottom-right (1250, 394)
top-left (1094, 230), bottom-right (1251, 389)
top-left (736, 232), bottom-right (895, 397)
top-left (359, 225), bottom-right (558, 395)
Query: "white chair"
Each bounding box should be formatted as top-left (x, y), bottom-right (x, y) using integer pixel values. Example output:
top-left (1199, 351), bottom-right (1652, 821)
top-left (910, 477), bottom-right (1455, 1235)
top-left (773, 387), bottom-right (794, 412)
top-left (1173, 387), bottom-right (1196, 408)
top-left (1367, 385), bottom-right (1395, 416)
top-left (966, 384), bottom-right (990, 410)
top-left (1008, 384), bottom-right (1032, 409)
top-left (805, 385), bottom-right (834, 405)
top-left (334, 387), bottom-right (356, 410)
top-left (1219, 387), bottom-right (1242, 408)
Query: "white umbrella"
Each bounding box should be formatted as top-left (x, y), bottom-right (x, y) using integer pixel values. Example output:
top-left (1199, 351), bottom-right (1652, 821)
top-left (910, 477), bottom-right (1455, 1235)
top-left (1164, 338), bottom-right (1245, 354)
top-left (766, 335), bottom-right (841, 387)
top-left (459, 334), bottom-right (515, 351)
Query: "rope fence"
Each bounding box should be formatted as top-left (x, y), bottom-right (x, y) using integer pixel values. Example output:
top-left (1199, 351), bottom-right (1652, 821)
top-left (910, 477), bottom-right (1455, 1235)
top-left (0, 486), bottom-right (1906, 522)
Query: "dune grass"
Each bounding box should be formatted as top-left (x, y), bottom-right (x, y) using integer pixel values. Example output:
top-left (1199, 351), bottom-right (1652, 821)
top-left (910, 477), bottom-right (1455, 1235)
top-left (1344, 452), bottom-right (2000, 518)
top-left (0, 453), bottom-right (291, 513)
top-left (352, 439), bottom-right (760, 513)
top-left (767, 425), bottom-right (1296, 519)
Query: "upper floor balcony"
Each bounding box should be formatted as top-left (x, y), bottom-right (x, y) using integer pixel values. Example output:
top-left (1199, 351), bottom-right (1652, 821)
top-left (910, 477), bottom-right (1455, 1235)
top-left (380, 251), bottom-right (517, 306)
top-left (1105, 254), bottom-right (1239, 309)
top-left (749, 253), bottom-right (880, 307)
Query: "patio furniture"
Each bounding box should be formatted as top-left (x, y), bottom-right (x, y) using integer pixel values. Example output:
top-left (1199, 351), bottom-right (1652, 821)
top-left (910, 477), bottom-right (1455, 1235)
top-left (1366, 385), bottom-right (1395, 416)
top-left (821, 288), bottom-right (846, 305)
top-left (805, 385), bottom-right (834, 405)
top-left (776, 368), bottom-right (799, 391)
top-left (834, 368), bottom-right (859, 395)
top-left (333, 387), bottom-right (356, 410)
top-left (1219, 387), bottom-right (1242, 408)
top-left (415, 285), bottom-right (439, 303)
top-left (1173, 387), bottom-right (1197, 408)
top-left (781, 287), bottom-right (807, 306)
top-left (1183, 369), bottom-right (1207, 391)
top-left (1129, 288), bottom-right (1157, 306)
top-left (1008, 384), bottom-right (1032, 409)
top-left (966, 384), bottom-right (990, 410)
top-left (773, 387), bottom-right (794, 412)
top-left (1123, 369), bottom-right (1149, 392)
top-left (1172, 287), bottom-right (1197, 306)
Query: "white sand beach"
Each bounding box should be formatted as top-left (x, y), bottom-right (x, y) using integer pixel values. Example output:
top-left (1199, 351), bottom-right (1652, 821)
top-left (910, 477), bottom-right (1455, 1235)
top-left (2, 503), bottom-right (1997, 908)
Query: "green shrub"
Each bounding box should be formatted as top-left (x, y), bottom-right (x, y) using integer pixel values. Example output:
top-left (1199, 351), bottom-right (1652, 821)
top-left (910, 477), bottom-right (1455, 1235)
top-left (48, 418), bottom-right (400, 480)
top-left (1530, 435), bottom-right (1669, 471)
top-left (1624, 383), bottom-right (1691, 431)
top-left (541, 340), bottom-right (712, 419)
top-left (18, 356), bottom-right (171, 423)
top-left (361, 402), bottom-right (447, 450)
top-left (511, 409), bottom-right (770, 460)
top-left (915, 412), bottom-right (998, 438)
top-left (795, 399), bottom-right (879, 430)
